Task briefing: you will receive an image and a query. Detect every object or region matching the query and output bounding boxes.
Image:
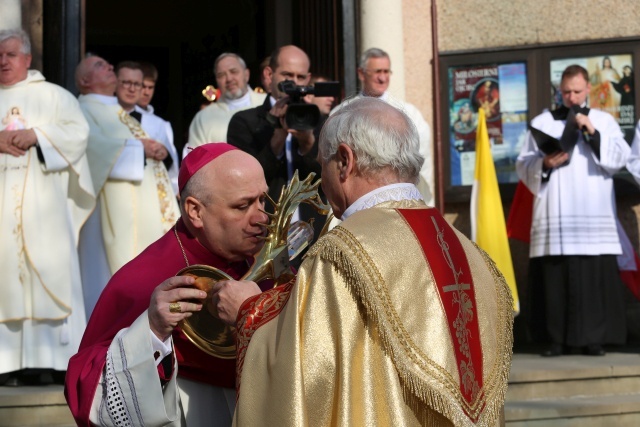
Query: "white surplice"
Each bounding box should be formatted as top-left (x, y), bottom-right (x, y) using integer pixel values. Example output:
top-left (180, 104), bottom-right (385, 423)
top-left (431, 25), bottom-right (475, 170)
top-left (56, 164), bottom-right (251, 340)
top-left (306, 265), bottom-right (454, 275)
top-left (517, 108), bottom-right (630, 258)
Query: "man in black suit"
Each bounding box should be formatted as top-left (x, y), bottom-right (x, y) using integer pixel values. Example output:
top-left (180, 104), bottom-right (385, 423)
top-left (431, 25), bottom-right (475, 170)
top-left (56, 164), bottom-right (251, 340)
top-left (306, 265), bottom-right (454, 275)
top-left (227, 45), bottom-right (326, 245)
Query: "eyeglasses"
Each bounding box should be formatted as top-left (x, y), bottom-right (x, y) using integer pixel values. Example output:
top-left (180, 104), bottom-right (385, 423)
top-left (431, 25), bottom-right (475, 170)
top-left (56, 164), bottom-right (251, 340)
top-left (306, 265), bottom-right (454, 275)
top-left (119, 80), bottom-right (142, 89)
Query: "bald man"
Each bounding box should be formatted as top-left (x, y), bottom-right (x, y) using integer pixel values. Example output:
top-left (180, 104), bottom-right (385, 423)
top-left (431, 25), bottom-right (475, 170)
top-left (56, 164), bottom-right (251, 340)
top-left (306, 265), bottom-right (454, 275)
top-left (66, 144), bottom-right (270, 427)
top-left (75, 55), bottom-right (180, 318)
top-left (227, 45), bottom-right (326, 245)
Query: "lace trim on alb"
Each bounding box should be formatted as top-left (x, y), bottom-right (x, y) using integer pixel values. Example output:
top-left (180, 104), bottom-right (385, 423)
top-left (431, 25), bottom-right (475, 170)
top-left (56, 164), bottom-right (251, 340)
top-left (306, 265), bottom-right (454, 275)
top-left (102, 346), bottom-right (133, 426)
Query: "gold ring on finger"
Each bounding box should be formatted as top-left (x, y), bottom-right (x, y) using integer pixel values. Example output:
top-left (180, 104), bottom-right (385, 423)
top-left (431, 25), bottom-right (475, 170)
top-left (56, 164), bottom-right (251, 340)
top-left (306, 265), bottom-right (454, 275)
top-left (169, 302), bottom-right (182, 313)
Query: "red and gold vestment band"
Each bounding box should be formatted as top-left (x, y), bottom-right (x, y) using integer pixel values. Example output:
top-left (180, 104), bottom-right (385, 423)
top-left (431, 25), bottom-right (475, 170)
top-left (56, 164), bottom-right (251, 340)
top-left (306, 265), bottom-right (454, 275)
top-left (234, 199), bottom-right (513, 426)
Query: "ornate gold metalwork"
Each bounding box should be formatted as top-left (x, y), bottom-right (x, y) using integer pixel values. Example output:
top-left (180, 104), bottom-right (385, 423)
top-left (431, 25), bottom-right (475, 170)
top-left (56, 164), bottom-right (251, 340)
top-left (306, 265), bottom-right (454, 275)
top-left (202, 85), bottom-right (218, 102)
top-left (177, 170), bottom-right (329, 358)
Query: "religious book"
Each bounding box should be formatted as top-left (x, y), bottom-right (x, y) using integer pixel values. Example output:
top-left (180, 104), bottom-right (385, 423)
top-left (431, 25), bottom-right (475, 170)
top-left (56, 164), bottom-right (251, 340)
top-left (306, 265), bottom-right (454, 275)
top-left (529, 126), bottom-right (565, 155)
top-left (530, 105), bottom-right (589, 157)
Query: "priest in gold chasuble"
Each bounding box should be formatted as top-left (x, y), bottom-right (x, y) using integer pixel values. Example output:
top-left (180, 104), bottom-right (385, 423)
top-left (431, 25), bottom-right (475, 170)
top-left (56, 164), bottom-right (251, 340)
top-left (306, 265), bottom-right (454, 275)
top-left (213, 97), bottom-right (514, 427)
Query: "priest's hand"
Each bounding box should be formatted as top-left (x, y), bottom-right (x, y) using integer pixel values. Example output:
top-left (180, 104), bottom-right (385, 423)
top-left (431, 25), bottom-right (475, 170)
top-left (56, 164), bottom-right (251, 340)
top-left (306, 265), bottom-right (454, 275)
top-left (574, 112), bottom-right (595, 136)
top-left (0, 130), bottom-right (26, 157)
top-left (9, 129), bottom-right (38, 150)
top-left (543, 151), bottom-right (569, 169)
top-left (211, 280), bottom-right (261, 325)
top-left (141, 138), bottom-right (169, 161)
top-left (268, 97), bottom-right (289, 157)
top-left (148, 276), bottom-right (207, 341)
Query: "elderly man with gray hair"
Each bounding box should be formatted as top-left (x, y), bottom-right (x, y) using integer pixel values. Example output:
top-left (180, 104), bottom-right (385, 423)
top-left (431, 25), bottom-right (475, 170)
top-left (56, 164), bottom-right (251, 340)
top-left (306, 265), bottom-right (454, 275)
top-left (183, 52), bottom-right (266, 157)
top-left (213, 97), bottom-right (514, 426)
top-left (0, 28), bottom-right (94, 386)
top-left (332, 47), bottom-right (434, 206)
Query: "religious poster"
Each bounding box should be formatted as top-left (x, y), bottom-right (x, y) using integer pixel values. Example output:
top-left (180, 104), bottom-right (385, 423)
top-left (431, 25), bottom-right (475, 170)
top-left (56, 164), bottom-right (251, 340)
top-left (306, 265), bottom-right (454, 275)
top-left (550, 54), bottom-right (635, 143)
top-left (448, 62), bottom-right (529, 186)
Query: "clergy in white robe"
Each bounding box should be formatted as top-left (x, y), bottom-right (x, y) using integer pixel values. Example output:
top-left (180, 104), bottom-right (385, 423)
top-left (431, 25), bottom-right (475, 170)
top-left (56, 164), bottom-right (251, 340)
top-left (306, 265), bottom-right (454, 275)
top-left (78, 92), bottom-right (180, 316)
top-left (331, 47), bottom-right (434, 206)
top-left (516, 64), bottom-right (630, 355)
top-left (0, 29), bottom-right (95, 378)
top-left (183, 53), bottom-right (266, 158)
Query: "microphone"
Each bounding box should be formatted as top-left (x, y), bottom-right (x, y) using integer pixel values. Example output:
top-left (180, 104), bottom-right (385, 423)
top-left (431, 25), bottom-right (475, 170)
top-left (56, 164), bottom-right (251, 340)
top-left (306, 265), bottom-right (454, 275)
top-left (581, 126), bottom-right (591, 144)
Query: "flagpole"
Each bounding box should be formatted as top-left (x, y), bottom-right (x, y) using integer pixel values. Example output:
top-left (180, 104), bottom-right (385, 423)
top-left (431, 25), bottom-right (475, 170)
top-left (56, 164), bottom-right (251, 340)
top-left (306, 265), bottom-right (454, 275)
top-left (431, 0), bottom-right (444, 212)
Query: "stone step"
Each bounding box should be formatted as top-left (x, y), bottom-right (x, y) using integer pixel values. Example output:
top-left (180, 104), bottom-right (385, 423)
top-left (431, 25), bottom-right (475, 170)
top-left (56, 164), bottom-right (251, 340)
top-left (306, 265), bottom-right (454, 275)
top-left (508, 375), bottom-right (640, 401)
top-left (509, 353), bottom-right (640, 384)
top-left (507, 353), bottom-right (640, 400)
top-left (0, 385), bottom-right (74, 427)
top-left (2, 353), bottom-right (639, 426)
top-left (506, 392), bottom-right (640, 426)
top-left (505, 352), bottom-right (640, 426)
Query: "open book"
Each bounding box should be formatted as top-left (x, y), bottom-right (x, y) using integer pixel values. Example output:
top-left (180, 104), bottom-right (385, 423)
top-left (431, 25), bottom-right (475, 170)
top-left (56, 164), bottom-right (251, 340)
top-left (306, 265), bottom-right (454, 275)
top-left (529, 105), bottom-right (586, 158)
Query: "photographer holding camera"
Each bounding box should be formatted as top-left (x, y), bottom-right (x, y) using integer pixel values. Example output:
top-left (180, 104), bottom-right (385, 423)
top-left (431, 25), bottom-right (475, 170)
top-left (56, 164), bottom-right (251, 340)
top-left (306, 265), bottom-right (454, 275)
top-left (227, 45), bottom-right (327, 244)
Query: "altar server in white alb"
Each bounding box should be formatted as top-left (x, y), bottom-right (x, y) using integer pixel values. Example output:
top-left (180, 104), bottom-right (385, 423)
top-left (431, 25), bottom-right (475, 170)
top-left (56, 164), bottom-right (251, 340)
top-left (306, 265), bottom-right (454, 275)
top-left (0, 28), bottom-right (95, 385)
top-left (75, 54), bottom-right (180, 317)
top-left (516, 64), bottom-right (630, 357)
top-left (135, 61), bottom-right (180, 195)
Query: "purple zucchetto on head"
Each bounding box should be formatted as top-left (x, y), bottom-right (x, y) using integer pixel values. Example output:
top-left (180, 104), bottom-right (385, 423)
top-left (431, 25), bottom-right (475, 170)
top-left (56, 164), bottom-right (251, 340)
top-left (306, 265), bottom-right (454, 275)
top-left (178, 143), bottom-right (238, 193)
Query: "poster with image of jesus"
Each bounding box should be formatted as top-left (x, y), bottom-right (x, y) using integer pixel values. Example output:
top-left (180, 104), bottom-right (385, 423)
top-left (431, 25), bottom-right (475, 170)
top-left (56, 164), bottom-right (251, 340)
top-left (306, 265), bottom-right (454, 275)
top-left (550, 54), bottom-right (635, 143)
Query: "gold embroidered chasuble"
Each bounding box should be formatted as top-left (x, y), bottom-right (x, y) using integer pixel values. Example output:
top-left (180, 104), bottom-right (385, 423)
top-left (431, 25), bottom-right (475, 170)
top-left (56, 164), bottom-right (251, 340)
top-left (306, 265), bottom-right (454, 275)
top-left (79, 95), bottom-right (179, 273)
top-left (234, 200), bottom-right (513, 427)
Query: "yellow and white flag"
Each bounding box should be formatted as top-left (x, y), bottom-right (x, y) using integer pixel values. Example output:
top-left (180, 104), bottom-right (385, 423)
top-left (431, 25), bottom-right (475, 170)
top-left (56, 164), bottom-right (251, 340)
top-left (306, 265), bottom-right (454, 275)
top-left (470, 108), bottom-right (520, 314)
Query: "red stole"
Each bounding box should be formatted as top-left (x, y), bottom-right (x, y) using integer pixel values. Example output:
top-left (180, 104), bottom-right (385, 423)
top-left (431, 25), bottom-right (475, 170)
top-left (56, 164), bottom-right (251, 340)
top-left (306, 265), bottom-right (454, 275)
top-left (235, 281), bottom-right (294, 396)
top-left (398, 208), bottom-right (484, 418)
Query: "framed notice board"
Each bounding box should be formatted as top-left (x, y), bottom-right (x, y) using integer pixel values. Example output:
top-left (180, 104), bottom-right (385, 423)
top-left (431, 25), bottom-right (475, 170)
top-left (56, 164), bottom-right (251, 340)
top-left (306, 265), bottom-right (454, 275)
top-left (439, 38), bottom-right (640, 202)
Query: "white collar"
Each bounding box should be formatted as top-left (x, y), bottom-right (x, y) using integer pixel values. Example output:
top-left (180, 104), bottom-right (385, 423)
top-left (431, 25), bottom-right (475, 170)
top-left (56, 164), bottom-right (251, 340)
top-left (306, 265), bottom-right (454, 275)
top-left (225, 89), bottom-right (252, 112)
top-left (358, 91), bottom-right (389, 102)
top-left (138, 104), bottom-right (154, 114)
top-left (0, 70), bottom-right (45, 89)
top-left (341, 183), bottom-right (423, 220)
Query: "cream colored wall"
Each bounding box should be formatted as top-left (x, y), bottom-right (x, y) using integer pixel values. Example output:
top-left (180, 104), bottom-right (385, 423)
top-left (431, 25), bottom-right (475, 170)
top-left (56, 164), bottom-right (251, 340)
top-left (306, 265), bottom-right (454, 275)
top-left (438, 1), bottom-right (640, 51)
top-left (402, 0), bottom-right (433, 129)
top-left (360, 0), bottom-right (407, 99)
top-left (0, 0), bottom-right (21, 30)
top-left (401, 0), bottom-right (640, 152)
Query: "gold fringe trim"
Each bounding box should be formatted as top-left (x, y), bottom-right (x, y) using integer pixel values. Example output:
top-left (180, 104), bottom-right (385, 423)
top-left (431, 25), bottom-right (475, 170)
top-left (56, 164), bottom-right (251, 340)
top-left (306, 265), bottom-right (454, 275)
top-left (308, 225), bottom-right (514, 427)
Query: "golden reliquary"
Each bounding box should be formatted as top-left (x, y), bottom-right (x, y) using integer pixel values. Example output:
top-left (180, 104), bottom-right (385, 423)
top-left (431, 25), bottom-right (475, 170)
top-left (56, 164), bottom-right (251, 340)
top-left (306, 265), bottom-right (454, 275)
top-left (177, 171), bottom-right (330, 358)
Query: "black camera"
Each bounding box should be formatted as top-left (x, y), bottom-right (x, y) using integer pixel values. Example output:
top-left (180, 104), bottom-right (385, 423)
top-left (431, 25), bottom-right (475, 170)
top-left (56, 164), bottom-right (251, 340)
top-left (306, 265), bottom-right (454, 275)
top-left (277, 80), bottom-right (341, 130)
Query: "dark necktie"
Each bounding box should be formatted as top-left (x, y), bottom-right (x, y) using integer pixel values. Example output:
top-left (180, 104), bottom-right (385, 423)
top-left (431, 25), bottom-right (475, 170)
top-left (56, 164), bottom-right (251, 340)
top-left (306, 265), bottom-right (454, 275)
top-left (129, 110), bottom-right (142, 122)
